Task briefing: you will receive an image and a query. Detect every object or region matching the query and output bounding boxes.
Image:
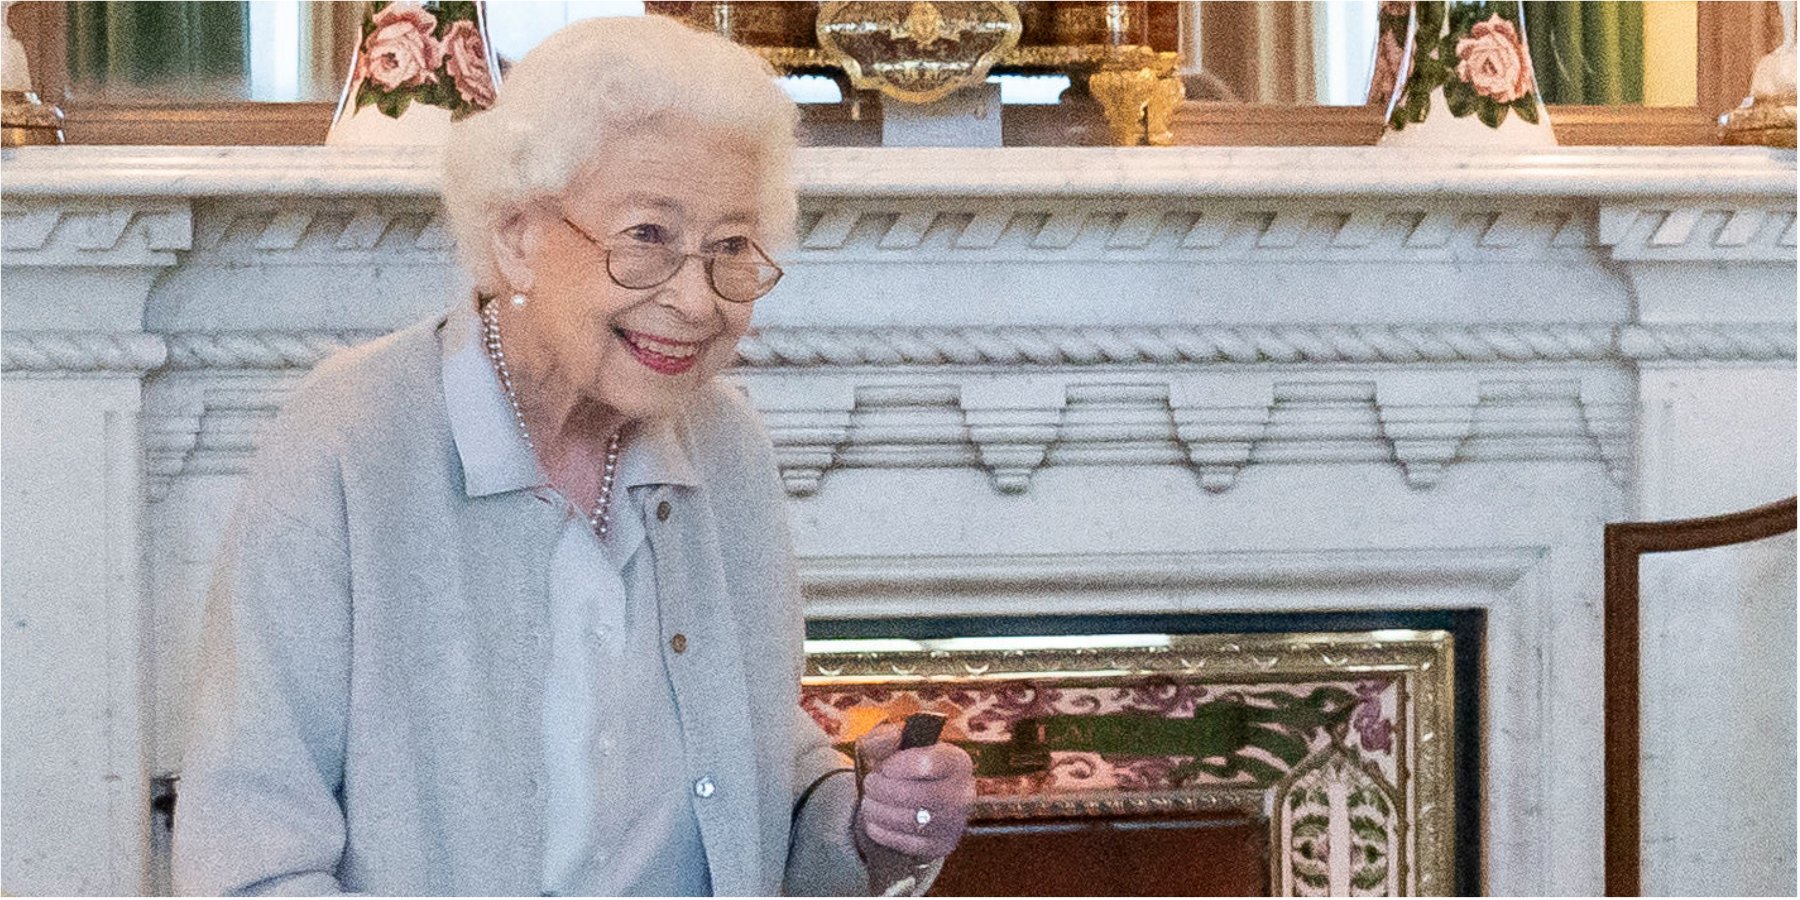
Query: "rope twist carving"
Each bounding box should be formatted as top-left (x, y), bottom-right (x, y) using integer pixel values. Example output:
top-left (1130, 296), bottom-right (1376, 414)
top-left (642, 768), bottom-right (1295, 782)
top-left (736, 324), bottom-right (1627, 367)
top-left (1, 333), bottom-right (168, 372)
top-left (1616, 325), bottom-right (1794, 360)
top-left (164, 331), bottom-right (383, 369)
top-left (6, 324), bottom-right (1787, 374)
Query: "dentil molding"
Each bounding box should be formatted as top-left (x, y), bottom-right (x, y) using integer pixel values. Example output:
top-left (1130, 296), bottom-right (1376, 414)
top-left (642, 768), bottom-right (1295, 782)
top-left (135, 361), bottom-right (1636, 497)
top-left (5, 196), bottom-right (1794, 267)
top-left (11, 320), bottom-right (1784, 495)
top-left (0, 198), bottom-right (191, 268)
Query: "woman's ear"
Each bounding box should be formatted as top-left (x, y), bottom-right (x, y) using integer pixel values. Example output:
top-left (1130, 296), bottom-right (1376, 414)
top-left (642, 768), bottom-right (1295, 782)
top-left (490, 210), bottom-right (540, 296)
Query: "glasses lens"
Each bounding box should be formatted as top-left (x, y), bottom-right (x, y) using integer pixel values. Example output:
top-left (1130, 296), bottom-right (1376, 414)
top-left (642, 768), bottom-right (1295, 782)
top-left (710, 259), bottom-right (783, 303)
top-left (607, 245), bottom-right (682, 289)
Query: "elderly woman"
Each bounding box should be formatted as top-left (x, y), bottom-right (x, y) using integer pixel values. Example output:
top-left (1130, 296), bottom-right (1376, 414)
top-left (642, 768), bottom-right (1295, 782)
top-left (172, 16), bottom-right (974, 897)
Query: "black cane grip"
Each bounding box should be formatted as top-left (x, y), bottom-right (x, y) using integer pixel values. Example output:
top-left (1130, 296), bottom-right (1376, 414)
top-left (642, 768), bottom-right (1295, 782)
top-left (897, 712), bottom-right (947, 750)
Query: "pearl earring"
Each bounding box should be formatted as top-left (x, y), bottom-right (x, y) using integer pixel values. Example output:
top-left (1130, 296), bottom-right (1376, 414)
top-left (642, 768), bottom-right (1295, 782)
top-left (510, 292), bottom-right (528, 309)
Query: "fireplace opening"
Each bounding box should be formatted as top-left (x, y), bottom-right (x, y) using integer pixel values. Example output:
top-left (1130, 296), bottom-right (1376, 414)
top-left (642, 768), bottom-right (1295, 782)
top-left (804, 610), bottom-right (1483, 897)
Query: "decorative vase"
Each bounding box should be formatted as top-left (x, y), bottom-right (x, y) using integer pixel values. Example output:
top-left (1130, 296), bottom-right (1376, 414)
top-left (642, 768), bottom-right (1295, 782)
top-left (327, 0), bottom-right (500, 146)
top-left (1378, 1), bottom-right (1554, 147)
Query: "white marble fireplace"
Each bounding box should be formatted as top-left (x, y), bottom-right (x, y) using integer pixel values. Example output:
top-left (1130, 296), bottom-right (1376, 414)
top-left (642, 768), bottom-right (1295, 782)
top-left (2, 145), bottom-right (1794, 895)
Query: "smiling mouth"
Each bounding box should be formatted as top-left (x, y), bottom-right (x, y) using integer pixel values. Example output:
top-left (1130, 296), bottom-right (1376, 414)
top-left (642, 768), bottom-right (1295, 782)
top-left (616, 328), bottom-right (705, 375)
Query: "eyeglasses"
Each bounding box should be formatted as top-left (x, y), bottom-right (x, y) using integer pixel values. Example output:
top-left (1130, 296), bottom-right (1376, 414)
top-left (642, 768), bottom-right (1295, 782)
top-left (561, 216), bottom-right (783, 304)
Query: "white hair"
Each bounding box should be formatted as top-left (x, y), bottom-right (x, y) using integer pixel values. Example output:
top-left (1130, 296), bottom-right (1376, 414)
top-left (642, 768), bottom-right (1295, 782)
top-left (441, 15), bottom-right (801, 294)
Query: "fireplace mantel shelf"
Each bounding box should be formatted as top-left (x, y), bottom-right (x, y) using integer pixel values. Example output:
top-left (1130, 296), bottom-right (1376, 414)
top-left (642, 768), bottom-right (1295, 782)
top-left (1, 144), bottom-right (1793, 200)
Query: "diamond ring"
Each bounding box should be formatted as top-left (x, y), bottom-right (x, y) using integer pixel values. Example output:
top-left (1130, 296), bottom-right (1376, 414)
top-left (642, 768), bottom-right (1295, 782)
top-left (913, 807), bottom-right (932, 833)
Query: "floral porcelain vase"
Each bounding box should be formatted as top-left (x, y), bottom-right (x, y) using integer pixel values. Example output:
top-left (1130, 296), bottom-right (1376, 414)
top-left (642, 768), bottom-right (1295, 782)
top-left (327, 1), bottom-right (500, 145)
top-left (1376, 0), bottom-right (1554, 147)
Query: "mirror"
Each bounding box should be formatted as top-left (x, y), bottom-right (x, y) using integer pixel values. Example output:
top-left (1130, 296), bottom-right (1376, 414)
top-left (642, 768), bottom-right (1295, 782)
top-left (53, 1), bottom-right (1711, 109)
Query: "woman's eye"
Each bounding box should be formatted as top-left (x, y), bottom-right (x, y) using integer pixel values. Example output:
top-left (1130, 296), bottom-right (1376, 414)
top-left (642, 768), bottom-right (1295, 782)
top-left (624, 224), bottom-right (667, 244)
top-left (711, 236), bottom-right (751, 256)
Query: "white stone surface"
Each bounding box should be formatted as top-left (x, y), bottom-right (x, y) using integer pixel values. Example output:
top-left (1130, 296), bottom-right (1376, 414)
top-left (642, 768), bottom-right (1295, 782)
top-left (0, 144), bottom-right (1792, 896)
top-left (2, 144), bottom-right (1794, 199)
top-left (2, 378), bottom-right (154, 895)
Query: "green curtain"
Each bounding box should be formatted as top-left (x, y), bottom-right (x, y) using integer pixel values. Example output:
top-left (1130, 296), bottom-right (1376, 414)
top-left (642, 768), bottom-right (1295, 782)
top-left (67, 1), bottom-right (248, 91)
top-left (1523, 0), bottom-right (1645, 104)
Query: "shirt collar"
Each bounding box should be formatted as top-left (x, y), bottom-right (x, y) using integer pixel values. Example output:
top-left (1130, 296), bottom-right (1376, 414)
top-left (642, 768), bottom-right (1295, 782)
top-left (440, 301), bottom-right (698, 499)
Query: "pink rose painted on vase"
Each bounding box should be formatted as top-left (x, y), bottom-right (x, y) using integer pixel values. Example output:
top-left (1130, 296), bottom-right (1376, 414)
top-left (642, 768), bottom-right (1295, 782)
top-left (357, 3), bottom-right (445, 91)
top-left (442, 19), bottom-right (496, 108)
top-left (1384, 2), bottom-right (1547, 135)
top-left (1454, 13), bottom-right (1533, 104)
top-left (338, 0), bottom-right (499, 130)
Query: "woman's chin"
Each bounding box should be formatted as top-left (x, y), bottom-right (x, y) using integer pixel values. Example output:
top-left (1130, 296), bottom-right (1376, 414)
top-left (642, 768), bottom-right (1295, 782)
top-left (596, 367), bottom-right (715, 422)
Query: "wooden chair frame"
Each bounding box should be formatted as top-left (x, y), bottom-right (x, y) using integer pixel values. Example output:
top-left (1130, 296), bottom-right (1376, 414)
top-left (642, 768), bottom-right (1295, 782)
top-left (1602, 496), bottom-right (1798, 896)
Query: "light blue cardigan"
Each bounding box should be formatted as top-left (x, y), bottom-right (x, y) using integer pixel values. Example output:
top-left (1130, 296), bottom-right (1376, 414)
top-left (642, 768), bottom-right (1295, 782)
top-left (172, 313), bottom-right (870, 895)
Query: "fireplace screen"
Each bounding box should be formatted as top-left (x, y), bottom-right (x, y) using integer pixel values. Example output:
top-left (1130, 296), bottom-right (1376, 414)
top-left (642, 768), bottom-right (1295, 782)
top-left (802, 631), bottom-right (1457, 896)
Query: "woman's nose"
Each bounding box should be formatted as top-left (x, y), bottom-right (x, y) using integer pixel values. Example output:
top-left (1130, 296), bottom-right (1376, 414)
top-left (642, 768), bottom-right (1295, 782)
top-left (654, 255), bottom-right (722, 321)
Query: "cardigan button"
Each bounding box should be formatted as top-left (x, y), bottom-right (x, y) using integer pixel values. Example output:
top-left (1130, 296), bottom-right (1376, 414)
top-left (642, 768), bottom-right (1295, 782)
top-left (670, 633), bottom-right (688, 654)
top-left (656, 501), bottom-right (672, 522)
top-left (693, 776), bottom-right (715, 799)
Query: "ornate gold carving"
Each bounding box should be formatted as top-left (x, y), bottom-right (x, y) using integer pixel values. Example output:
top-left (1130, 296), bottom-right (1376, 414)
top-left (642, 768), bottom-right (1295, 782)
top-left (746, 5), bottom-right (1182, 144)
top-left (1088, 61), bottom-right (1184, 146)
top-left (815, 1), bottom-right (1023, 104)
top-left (975, 786), bottom-right (1267, 820)
top-left (1144, 70), bottom-right (1184, 146)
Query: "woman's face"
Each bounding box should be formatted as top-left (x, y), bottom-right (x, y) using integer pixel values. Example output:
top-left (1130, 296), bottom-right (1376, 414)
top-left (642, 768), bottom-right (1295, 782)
top-left (492, 119), bottom-right (771, 423)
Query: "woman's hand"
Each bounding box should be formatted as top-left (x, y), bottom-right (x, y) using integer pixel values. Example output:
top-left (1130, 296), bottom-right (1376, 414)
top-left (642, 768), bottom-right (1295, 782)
top-left (853, 722), bottom-right (977, 862)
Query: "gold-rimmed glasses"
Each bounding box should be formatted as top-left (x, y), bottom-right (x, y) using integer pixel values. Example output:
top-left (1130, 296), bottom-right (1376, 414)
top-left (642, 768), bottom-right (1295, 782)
top-left (561, 216), bottom-right (783, 303)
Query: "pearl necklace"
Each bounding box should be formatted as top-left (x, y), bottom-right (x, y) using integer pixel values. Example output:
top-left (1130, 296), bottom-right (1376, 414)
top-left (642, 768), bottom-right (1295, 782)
top-left (481, 302), bottom-right (621, 539)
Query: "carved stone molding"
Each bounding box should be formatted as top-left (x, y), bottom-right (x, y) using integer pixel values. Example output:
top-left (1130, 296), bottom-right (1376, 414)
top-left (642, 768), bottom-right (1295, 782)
top-left (793, 203), bottom-right (1596, 261)
top-left (151, 371), bottom-right (1623, 496)
top-left (144, 386), bottom-right (287, 501)
top-left (739, 323), bottom-right (1789, 368)
top-left (163, 331), bottom-right (382, 369)
top-left (16, 324), bottom-right (1785, 379)
top-left (0, 200), bottom-right (192, 267)
top-left (1598, 205), bottom-right (1799, 262)
top-left (1615, 324), bottom-right (1797, 361)
top-left (186, 202), bottom-right (452, 265)
top-left (1, 332), bottom-right (168, 375)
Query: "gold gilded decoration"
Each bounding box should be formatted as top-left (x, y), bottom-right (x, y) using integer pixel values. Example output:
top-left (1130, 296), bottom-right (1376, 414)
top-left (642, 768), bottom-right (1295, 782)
top-left (816, 1), bottom-right (1023, 104)
top-left (1722, 0), bottom-right (1796, 148)
top-left (700, 1), bottom-right (1180, 144)
top-left (2, 0), bottom-right (63, 147)
top-left (1089, 62), bottom-right (1184, 146)
top-left (803, 630), bottom-right (1458, 895)
top-left (1143, 68), bottom-right (1184, 145)
top-left (1721, 100), bottom-right (1797, 149)
top-left (1, 90), bottom-right (63, 146)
